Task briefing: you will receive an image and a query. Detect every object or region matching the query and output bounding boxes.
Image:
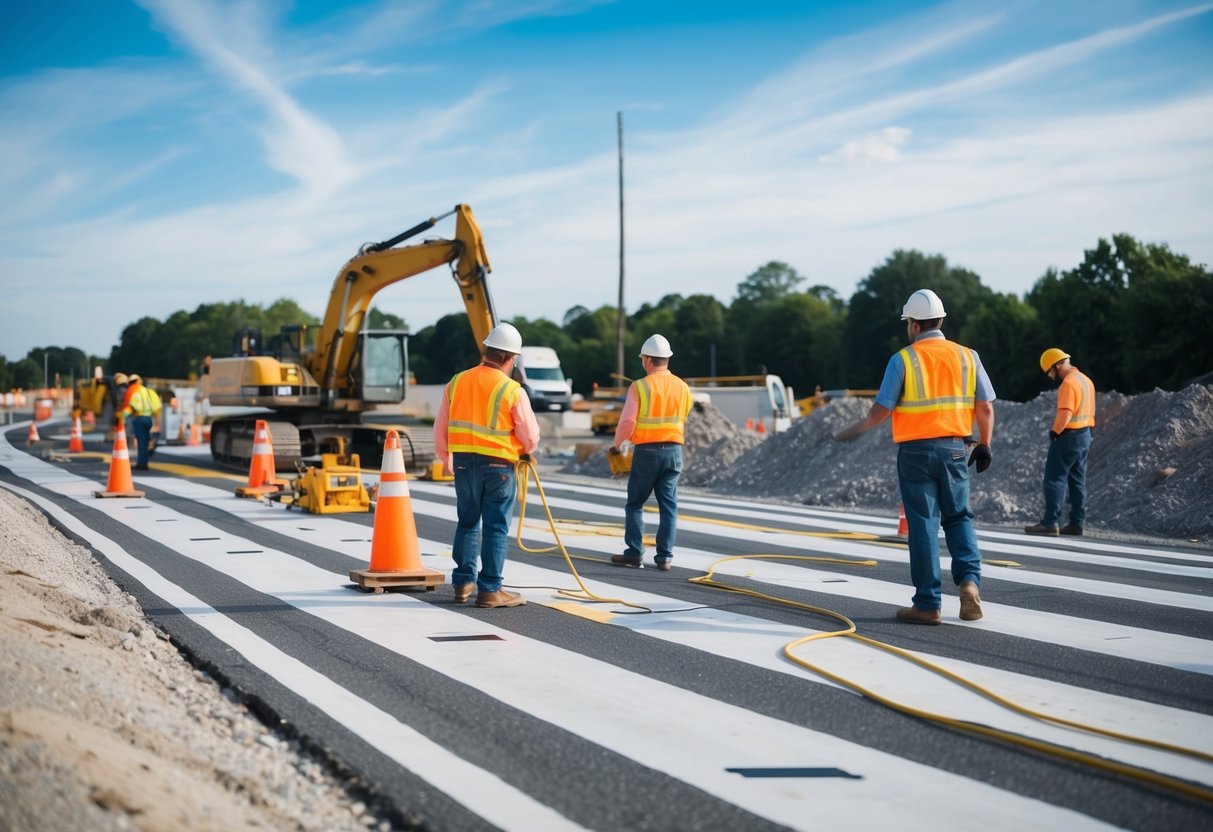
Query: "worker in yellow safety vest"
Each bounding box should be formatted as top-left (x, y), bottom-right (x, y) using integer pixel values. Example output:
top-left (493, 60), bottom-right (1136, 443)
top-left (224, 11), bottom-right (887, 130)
top-left (434, 322), bottom-right (540, 609)
top-left (834, 290), bottom-right (996, 624)
top-left (609, 334), bottom-right (693, 571)
top-left (120, 373), bottom-right (162, 471)
top-left (1025, 349), bottom-right (1096, 537)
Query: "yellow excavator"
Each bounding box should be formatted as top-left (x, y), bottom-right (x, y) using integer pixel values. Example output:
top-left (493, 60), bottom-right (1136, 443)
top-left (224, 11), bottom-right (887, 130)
top-left (199, 204), bottom-right (496, 473)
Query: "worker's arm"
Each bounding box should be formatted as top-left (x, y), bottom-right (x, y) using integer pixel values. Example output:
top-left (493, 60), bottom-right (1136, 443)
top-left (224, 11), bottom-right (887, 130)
top-left (612, 387), bottom-right (639, 449)
top-left (974, 400), bottom-right (994, 445)
top-left (1051, 408), bottom-right (1073, 436)
top-left (833, 403), bottom-right (892, 442)
top-left (433, 388), bottom-right (452, 474)
top-left (511, 391), bottom-right (541, 456)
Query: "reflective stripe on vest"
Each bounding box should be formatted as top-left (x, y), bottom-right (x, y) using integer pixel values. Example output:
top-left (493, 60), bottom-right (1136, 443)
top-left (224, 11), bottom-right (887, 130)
top-left (891, 339), bottom-right (977, 443)
top-left (446, 365), bottom-right (524, 462)
top-left (631, 373), bottom-right (692, 445)
top-left (1062, 371), bottom-right (1096, 429)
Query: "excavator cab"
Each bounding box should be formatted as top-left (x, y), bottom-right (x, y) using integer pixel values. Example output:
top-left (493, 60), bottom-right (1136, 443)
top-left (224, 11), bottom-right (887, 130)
top-left (346, 330), bottom-right (409, 403)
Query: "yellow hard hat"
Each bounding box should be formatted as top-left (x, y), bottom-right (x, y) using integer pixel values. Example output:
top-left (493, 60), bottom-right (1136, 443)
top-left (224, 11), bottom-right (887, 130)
top-left (112, 372), bottom-right (129, 384)
top-left (1039, 348), bottom-right (1070, 373)
top-left (129, 373), bottom-right (142, 383)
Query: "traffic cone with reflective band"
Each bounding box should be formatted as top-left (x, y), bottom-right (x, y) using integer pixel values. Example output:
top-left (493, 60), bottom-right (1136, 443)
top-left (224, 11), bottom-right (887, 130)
top-left (235, 420), bottom-right (287, 497)
top-left (897, 504), bottom-right (908, 537)
top-left (26, 421), bottom-right (40, 445)
top-left (187, 424), bottom-right (201, 446)
top-left (349, 430), bottom-right (443, 593)
top-left (68, 415), bottom-right (85, 452)
top-left (94, 418), bottom-right (145, 499)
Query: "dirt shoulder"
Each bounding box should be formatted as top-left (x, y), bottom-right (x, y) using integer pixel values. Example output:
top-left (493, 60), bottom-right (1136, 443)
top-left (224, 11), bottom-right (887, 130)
top-left (0, 487), bottom-right (388, 832)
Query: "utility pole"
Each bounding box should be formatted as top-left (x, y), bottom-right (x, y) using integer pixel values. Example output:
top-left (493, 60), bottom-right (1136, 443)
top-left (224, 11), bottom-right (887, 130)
top-left (615, 111), bottom-right (626, 381)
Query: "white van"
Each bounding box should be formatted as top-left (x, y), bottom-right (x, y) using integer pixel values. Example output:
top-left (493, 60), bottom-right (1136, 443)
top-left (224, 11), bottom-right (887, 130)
top-left (516, 346), bottom-right (573, 412)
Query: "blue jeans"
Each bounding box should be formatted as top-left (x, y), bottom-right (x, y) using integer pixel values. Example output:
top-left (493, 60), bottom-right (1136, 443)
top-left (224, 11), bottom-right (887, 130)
top-left (624, 443), bottom-right (682, 564)
top-left (897, 438), bottom-right (982, 611)
top-left (1041, 428), bottom-right (1091, 528)
top-left (130, 415), bottom-right (154, 468)
top-left (451, 453), bottom-right (518, 592)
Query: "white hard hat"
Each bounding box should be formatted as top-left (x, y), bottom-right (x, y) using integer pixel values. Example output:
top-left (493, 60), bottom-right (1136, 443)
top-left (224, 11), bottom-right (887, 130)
top-left (482, 322), bottom-right (523, 354)
top-left (639, 334), bottom-right (673, 358)
top-left (900, 289), bottom-right (947, 321)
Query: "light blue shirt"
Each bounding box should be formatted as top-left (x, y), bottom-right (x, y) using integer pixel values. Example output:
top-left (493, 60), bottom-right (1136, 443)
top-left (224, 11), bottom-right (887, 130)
top-left (875, 330), bottom-right (996, 410)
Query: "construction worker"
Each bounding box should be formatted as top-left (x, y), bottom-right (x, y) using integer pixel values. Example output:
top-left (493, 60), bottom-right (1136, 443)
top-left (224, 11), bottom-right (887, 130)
top-left (434, 322), bottom-right (540, 608)
top-left (1025, 349), bottom-right (1096, 537)
top-left (833, 289), bottom-right (995, 624)
top-left (119, 373), bottom-right (162, 470)
top-left (610, 334), bottom-right (693, 571)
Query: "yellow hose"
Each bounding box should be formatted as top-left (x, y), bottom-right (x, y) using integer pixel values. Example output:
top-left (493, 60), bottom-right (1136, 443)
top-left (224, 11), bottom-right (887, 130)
top-left (513, 461), bottom-right (1213, 802)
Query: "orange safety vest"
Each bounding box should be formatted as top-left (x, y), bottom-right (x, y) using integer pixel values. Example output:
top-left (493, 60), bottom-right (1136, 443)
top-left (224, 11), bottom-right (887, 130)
top-left (445, 364), bottom-right (525, 462)
top-left (1058, 370), bottom-right (1096, 430)
top-left (891, 338), bottom-right (977, 443)
top-left (630, 372), bottom-right (692, 445)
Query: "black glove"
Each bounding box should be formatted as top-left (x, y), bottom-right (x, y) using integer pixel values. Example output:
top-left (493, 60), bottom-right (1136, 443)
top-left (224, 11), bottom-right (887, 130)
top-left (608, 446), bottom-right (621, 456)
top-left (968, 443), bottom-right (992, 473)
top-left (518, 453), bottom-right (533, 464)
top-left (1049, 430), bottom-right (1060, 441)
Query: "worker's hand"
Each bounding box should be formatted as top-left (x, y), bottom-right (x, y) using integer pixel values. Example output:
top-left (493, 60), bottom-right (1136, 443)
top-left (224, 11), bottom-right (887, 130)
top-left (1049, 430), bottom-right (1060, 441)
top-left (833, 422), bottom-right (862, 442)
top-left (608, 446), bottom-right (621, 456)
top-left (968, 443), bottom-right (992, 473)
top-left (518, 453), bottom-right (533, 465)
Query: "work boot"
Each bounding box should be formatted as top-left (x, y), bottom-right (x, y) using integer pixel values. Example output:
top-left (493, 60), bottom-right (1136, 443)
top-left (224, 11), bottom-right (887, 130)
top-left (958, 581), bottom-right (983, 621)
top-left (452, 583), bottom-right (473, 603)
top-left (1059, 524), bottom-right (1084, 536)
top-left (1024, 523), bottom-right (1059, 536)
top-left (654, 560), bottom-right (672, 571)
top-left (475, 589), bottom-right (526, 608)
top-left (611, 554), bottom-right (643, 568)
top-left (895, 606), bottom-right (941, 625)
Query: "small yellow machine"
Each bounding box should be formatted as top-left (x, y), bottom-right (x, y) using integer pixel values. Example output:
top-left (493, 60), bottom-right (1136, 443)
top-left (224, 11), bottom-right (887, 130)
top-left (287, 443), bottom-right (371, 514)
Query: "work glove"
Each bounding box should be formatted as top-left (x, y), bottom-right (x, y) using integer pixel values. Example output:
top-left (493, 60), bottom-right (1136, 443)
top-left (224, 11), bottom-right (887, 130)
top-left (608, 446), bottom-right (621, 456)
top-left (518, 453), bottom-right (534, 465)
top-left (1049, 430), bottom-right (1060, 441)
top-left (968, 443), bottom-right (992, 473)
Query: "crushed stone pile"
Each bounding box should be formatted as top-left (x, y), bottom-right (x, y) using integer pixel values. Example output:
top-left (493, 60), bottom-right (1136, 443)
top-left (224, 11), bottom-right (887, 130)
top-left (559, 401), bottom-right (763, 485)
top-left (562, 384), bottom-right (1213, 542)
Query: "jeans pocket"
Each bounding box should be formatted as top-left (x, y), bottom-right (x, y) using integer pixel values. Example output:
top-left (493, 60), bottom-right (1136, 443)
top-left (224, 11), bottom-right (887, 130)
top-left (898, 447), bottom-right (932, 483)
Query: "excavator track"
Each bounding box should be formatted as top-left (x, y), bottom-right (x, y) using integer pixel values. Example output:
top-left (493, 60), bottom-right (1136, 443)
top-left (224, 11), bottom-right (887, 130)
top-left (210, 417), bottom-right (303, 473)
top-left (210, 416), bottom-right (436, 474)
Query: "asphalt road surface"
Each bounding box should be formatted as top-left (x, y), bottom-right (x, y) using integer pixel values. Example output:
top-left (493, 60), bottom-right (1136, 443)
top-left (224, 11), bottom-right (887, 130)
top-left (3, 422), bottom-right (1212, 831)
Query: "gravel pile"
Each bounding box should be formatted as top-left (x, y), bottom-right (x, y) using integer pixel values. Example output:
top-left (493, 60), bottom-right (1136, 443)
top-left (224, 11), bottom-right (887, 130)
top-left (0, 487), bottom-right (387, 832)
top-left (564, 384), bottom-right (1213, 542)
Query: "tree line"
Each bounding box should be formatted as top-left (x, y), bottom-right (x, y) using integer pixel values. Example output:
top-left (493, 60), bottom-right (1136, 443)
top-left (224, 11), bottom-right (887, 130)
top-left (3, 233), bottom-right (1209, 404)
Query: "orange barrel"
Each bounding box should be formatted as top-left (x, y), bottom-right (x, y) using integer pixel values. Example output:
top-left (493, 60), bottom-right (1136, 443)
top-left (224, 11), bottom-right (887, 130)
top-left (34, 398), bottom-right (53, 421)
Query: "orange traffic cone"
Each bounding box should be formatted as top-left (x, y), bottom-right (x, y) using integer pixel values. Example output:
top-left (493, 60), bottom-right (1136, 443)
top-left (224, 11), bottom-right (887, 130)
top-left (755, 420), bottom-right (766, 434)
top-left (896, 504), bottom-right (908, 537)
top-left (68, 416), bottom-right (85, 452)
top-left (83, 410), bottom-right (96, 427)
top-left (187, 423), bottom-right (201, 446)
top-left (349, 430), bottom-right (444, 593)
top-left (94, 418), bottom-right (145, 499)
top-left (745, 418), bottom-right (754, 432)
top-left (235, 420), bottom-right (287, 497)
top-left (26, 421), bottom-right (40, 445)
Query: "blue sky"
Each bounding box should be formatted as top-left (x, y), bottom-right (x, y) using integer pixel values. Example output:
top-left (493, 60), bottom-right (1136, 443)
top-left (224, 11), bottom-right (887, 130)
top-left (1, 0), bottom-right (1211, 362)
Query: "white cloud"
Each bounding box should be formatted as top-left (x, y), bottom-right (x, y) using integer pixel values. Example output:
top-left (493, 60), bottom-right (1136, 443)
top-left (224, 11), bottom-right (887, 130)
top-left (818, 127), bottom-right (912, 164)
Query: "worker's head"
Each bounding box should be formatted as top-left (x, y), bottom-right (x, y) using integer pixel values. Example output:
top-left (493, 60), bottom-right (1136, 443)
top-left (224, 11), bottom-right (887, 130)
top-left (900, 289), bottom-right (945, 341)
top-left (482, 322), bottom-right (523, 366)
top-left (128, 374), bottom-right (142, 385)
top-left (112, 372), bottom-right (129, 385)
top-left (1039, 348), bottom-right (1071, 380)
top-left (639, 334), bottom-right (673, 369)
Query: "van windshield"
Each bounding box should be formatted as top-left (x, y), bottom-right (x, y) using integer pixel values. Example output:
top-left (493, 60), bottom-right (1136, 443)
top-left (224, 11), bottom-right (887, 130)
top-left (524, 367), bottom-right (564, 381)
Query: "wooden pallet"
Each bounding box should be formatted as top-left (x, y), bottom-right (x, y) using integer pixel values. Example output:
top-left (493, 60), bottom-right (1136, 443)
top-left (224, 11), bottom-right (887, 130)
top-left (348, 569), bottom-right (444, 594)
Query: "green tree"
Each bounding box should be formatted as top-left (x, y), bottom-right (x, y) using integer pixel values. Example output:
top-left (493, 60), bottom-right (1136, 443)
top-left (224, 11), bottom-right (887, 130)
top-left (842, 250), bottom-right (991, 387)
top-left (958, 293), bottom-right (1043, 401)
top-left (735, 261), bottom-right (805, 305)
top-left (367, 307), bottom-right (407, 330)
top-left (408, 313), bottom-right (479, 384)
top-left (670, 294), bottom-right (727, 378)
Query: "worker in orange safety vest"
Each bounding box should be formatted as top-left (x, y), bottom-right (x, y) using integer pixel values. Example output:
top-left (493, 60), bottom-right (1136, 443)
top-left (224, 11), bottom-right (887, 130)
top-left (1025, 349), bottom-right (1096, 537)
top-left (609, 334), bottom-right (693, 572)
top-left (434, 322), bottom-right (540, 609)
top-left (833, 289), bottom-right (996, 625)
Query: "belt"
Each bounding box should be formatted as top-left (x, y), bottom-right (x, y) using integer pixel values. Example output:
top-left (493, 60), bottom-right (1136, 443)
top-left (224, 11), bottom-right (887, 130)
top-left (1063, 427), bottom-right (1092, 434)
top-left (634, 441), bottom-right (682, 448)
top-left (899, 436), bottom-right (968, 444)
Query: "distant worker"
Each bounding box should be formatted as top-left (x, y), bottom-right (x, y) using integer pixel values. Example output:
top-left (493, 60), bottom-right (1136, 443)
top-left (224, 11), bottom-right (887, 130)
top-left (119, 373), bottom-right (162, 471)
top-left (610, 334), bottom-right (693, 571)
top-left (1025, 349), bottom-right (1096, 537)
top-left (434, 322), bottom-right (540, 608)
top-left (833, 289), bottom-right (995, 624)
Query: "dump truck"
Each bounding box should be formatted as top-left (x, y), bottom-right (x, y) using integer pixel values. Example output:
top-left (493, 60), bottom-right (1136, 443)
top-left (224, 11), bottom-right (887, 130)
top-left (198, 204), bottom-right (497, 472)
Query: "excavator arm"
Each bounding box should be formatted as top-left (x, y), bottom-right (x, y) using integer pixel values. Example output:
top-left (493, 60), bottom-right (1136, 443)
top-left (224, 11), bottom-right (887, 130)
top-left (312, 204), bottom-right (497, 404)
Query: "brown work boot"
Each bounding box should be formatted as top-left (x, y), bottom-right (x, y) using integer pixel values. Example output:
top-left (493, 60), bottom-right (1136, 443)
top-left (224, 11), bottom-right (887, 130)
top-left (1024, 523), bottom-right (1059, 536)
top-left (611, 554), bottom-right (643, 568)
top-left (654, 560), bottom-right (672, 571)
top-left (958, 581), bottom-right (983, 621)
top-left (475, 589), bottom-right (526, 608)
top-left (452, 583), bottom-right (473, 603)
top-left (1059, 524), bottom-right (1084, 536)
top-left (896, 606), bottom-right (941, 625)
